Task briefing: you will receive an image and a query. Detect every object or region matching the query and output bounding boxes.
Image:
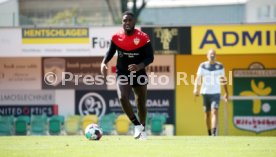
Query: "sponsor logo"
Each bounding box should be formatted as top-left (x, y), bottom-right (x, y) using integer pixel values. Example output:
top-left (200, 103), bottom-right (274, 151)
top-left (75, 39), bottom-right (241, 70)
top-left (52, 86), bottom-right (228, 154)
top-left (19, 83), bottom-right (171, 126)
top-left (0, 105), bottom-right (58, 116)
top-left (233, 63), bottom-right (276, 133)
top-left (133, 37), bottom-right (140, 45)
top-left (22, 28), bottom-right (89, 44)
top-left (192, 25), bottom-right (276, 54)
top-left (76, 90), bottom-right (175, 124)
top-left (154, 28), bottom-right (178, 50)
top-left (92, 37), bottom-right (110, 48)
top-left (78, 92), bottom-right (106, 118)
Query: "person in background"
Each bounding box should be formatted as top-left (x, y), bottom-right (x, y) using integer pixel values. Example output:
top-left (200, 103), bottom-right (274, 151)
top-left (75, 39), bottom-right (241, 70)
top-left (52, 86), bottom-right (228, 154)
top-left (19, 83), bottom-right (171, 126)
top-left (193, 49), bottom-right (228, 136)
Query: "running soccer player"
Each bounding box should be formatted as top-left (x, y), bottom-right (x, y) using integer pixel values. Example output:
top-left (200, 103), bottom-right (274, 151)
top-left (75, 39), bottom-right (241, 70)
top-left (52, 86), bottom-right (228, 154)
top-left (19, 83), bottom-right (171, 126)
top-left (100, 11), bottom-right (154, 140)
top-left (193, 49), bottom-right (228, 136)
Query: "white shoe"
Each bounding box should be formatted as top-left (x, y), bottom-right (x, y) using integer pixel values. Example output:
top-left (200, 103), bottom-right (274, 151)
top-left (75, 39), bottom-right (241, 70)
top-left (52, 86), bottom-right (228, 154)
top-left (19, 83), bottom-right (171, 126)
top-left (139, 131), bottom-right (147, 140)
top-left (134, 125), bottom-right (144, 139)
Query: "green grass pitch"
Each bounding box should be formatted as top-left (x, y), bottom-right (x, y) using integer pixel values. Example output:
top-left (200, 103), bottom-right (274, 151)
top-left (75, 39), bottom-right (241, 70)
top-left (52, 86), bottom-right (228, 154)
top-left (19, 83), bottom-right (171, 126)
top-left (0, 136), bottom-right (275, 157)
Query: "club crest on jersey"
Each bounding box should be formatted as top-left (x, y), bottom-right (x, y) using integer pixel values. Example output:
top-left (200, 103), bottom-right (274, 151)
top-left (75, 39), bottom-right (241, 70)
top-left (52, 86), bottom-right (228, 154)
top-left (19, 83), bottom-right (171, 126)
top-left (133, 37), bottom-right (140, 45)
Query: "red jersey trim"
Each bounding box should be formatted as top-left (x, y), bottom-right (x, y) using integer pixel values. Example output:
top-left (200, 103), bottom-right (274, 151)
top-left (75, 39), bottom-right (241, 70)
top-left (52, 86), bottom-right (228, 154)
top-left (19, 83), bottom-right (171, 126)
top-left (112, 29), bottom-right (150, 51)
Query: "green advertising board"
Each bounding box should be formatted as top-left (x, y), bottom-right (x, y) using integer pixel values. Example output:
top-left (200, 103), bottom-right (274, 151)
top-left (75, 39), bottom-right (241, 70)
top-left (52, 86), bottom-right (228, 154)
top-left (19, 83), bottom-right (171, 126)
top-left (233, 63), bottom-right (276, 133)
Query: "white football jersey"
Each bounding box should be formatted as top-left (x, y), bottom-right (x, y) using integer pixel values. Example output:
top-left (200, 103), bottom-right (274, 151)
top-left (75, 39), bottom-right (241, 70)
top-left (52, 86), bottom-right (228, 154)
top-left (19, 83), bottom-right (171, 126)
top-left (197, 61), bottom-right (225, 94)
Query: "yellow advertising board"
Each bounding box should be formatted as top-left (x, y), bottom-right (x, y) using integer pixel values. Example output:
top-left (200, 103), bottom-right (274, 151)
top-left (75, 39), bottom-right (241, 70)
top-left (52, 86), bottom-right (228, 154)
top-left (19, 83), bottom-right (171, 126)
top-left (176, 54), bottom-right (276, 136)
top-left (192, 24), bottom-right (276, 54)
top-left (22, 28), bottom-right (89, 44)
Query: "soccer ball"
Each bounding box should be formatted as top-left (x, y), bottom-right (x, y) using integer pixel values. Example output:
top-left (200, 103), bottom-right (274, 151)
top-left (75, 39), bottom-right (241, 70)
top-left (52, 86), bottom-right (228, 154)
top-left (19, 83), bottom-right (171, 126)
top-left (85, 124), bottom-right (103, 140)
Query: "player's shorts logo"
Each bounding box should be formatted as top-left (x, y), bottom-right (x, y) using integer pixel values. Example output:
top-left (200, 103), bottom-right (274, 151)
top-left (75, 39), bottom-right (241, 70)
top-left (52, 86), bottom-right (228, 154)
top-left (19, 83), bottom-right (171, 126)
top-left (78, 92), bottom-right (106, 118)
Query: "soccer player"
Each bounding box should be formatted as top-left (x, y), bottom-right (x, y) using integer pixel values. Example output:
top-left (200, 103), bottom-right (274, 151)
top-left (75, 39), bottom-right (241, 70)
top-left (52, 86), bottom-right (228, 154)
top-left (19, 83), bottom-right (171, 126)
top-left (100, 11), bottom-right (154, 140)
top-left (193, 49), bottom-right (228, 136)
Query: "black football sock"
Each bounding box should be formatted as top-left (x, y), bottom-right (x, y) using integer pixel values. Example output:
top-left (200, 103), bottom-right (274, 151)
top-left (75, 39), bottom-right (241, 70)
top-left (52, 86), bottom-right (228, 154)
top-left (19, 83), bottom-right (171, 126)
top-left (208, 129), bottom-right (212, 136)
top-left (130, 116), bottom-right (141, 126)
top-left (212, 128), bottom-right (217, 136)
